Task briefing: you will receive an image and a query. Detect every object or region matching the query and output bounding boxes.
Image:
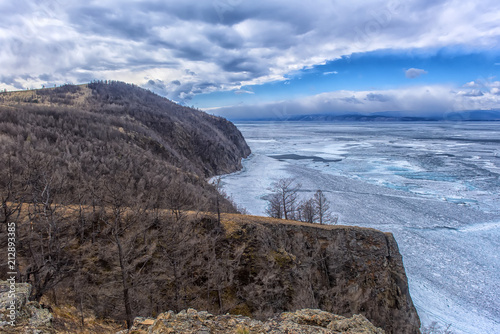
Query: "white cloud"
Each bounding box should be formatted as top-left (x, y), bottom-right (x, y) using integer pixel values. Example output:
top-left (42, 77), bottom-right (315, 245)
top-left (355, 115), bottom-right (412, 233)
top-left (1, 0), bottom-right (500, 103)
top-left (457, 89), bottom-right (484, 97)
top-left (234, 89), bottom-right (254, 94)
top-left (323, 71), bottom-right (338, 75)
top-left (405, 68), bottom-right (428, 79)
top-left (209, 84), bottom-right (500, 119)
top-left (463, 81), bottom-right (478, 87)
top-left (490, 87), bottom-right (500, 95)
top-left (460, 79), bottom-right (500, 96)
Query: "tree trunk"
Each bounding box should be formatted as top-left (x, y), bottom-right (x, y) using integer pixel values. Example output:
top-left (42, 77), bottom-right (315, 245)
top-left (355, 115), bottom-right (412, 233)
top-left (115, 233), bottom-right (132, 328)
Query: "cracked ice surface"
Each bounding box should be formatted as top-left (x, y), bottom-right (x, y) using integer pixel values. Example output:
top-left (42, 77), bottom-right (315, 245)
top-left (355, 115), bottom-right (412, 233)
top-left (220, 122), bottom-right (500, 334)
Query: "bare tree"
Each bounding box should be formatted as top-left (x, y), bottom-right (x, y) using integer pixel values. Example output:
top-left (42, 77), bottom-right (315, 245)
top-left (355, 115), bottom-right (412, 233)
top-left (98, 171), bottom-right (141, 328)
top-left (298, 198), bottom-right (317, 224)
top-left (0, 156), bottom-right (23, 231)
top-left (266, 193), bottom-right (283, 219)
top-left (313, 190), bottom-right (330, 225)
top-left (268, 178), bottom-right (301, 220)
top-left (212, 177), bottom-right (223, 224)
top-left (165, 175), bottom-right (191, 222)
top-left (21, 155), bottom-right (74, 301)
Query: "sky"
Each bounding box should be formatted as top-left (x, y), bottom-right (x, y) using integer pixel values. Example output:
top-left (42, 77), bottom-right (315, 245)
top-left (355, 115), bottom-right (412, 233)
top-left (1, 0), bottom-right (500, 119)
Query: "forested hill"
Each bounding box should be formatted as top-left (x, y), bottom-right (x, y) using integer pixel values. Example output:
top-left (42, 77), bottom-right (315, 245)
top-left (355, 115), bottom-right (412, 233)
top-left (0, 82), bottom-right (420, 334)
top-left (0, 81), bottom-right (250, 212)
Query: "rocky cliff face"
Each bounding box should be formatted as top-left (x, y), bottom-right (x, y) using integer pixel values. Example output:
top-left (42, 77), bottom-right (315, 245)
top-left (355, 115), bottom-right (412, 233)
top-left (215, 215), bottom-right (421, 334)
top-left (75, 213), bottom-right (419, 333)
top-left (1, 214), bottom-right (420, 334)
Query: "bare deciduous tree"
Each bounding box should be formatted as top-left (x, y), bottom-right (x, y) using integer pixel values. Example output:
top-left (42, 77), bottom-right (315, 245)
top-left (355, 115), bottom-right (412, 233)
top-left (314, 190), bottom-right (330, 225)
top-left (298, 198), bottom-right (317, 224)
top-left (268, 178), bottom-right (301, 220)
top-left (266, 193), bottom-right (283, 219)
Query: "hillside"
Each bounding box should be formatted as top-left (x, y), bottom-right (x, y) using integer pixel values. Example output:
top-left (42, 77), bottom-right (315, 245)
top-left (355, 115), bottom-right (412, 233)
top-left (0, 81), bottom-right (250, 213)
top-left (0, 82), bottom-right (420, 334)
top-left (0, 81), bottom-right (251, 326)
top-left (0, 81), bottom-right (250, 176)
top-left (2, 209), bottom-right (420, 334)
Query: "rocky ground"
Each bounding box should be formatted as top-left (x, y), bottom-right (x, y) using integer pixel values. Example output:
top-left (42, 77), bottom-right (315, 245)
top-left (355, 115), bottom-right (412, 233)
top-left (121, 308), bottom-right (385, 334)
top-left (0, 280), bottom-right (53, 333)
top-left (1, 280), bottom-right (384, 333)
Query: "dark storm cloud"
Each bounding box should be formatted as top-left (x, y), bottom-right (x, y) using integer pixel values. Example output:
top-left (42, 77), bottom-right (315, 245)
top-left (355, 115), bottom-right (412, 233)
top-left (147, 79), bottom-right (166, 90)
top-left (141, 1), bottom-right (250, 25)
top-left (221, 57), bottom-right (265, 74)
top-left (206, 28), bottom-right (244, 50)
top-left (196, 82), bottom-right (221, 90)
top-left (67, 5), bottom-right (153, 41)
top-left (0, 75), bottom-right (24, 89)
top-left (172, 46), bottom-right (208, 62)
top-left (38, 73), bottom-right (54, 81)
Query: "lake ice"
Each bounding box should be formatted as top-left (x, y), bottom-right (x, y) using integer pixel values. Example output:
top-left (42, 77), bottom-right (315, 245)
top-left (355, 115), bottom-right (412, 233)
top-left (219, 121), bottom-right (500, 334)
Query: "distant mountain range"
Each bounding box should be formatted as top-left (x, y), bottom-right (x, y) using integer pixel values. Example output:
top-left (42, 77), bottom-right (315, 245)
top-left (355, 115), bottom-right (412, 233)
top-left (231, 110), bottom-right (500, 122)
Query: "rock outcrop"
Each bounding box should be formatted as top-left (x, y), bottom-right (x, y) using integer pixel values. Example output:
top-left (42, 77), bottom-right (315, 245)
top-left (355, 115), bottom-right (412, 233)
top-left (213, 215), bottom-right (421, 334)
top-left (0, 214), bottom-right (421, 334)
top-left (0, 280), bottom-right (53, 333)
top-left (122, 308), bottom-right (385, 334)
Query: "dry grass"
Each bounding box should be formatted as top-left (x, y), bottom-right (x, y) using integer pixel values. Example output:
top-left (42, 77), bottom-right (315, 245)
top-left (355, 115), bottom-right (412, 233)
top-left (7, 201), bottom-right (377, 237)
top-left (49, 304), bottom-right (125, 333)
top-left (219, 212), bottom-right (379, 235)
top-left (37, 294), bottom-right (124, 334)
top-left (0, 84), bottom-right (90, 107)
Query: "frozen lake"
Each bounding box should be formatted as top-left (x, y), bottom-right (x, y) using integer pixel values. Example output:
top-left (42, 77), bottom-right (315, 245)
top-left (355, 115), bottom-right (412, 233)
top-left (220, 121), bottom-right (500, 333)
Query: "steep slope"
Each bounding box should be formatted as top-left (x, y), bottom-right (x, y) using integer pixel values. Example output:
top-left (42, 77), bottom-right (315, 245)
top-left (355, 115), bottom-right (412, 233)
top-left (11, 211), bottom-right (419, 334)
top-left (0, 81), bottom-right (250, 177)
top-left (0, 82), bottom-right (251, 318)
top-left (0, 82), bottom-right (250, 214)
top-left (211, 214), bottom-right (420, 334)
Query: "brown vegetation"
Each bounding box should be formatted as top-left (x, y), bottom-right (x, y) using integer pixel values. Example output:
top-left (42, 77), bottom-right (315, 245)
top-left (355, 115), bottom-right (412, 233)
top-left (0, 81), bottom-right (250, 329)
top-left (0, 82), bottom-right (420, 333)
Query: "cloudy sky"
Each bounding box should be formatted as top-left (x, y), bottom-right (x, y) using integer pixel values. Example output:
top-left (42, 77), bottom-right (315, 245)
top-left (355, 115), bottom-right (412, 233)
top-left (1, 0), bottom-right (500, 119)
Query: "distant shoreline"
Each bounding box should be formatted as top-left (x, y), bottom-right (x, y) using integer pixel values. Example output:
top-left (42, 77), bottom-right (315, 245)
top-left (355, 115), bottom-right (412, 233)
top-left (269, 154), bottom-right (341, 163)
top-left (228, 112), bottom-right (500, 122)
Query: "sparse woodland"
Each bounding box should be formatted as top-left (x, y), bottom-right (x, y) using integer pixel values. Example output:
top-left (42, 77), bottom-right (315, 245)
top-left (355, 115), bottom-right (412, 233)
top-left (266, 178), bottom-right (339, 224)
top-left (0, 82), bottom-right (251, 328)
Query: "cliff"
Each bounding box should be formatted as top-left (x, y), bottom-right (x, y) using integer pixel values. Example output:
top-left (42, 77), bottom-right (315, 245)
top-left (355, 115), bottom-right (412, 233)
top-left (0, 283), bottom-right (385, 334)
top-left (1, 212), bottom-right (420, 333)
top-left (24, 212), bottom-right (416, 334)
top-left (214, 214), bottom-right (421, 334)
